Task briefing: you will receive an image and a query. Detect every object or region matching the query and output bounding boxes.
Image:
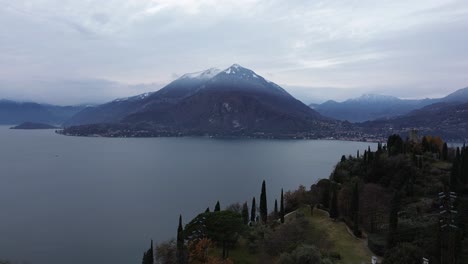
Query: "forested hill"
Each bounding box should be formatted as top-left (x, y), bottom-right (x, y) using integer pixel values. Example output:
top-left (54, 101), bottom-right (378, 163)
top-left (308, 135), bottom-right (468, 263)
top-left (143, 135), bottom-right (468, 264)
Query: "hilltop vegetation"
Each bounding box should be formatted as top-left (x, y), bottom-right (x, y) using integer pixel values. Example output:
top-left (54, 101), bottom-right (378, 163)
top-left (306, 135), bottom-right (467, 263)
top-left (144, 134), bottom-right (467, 264)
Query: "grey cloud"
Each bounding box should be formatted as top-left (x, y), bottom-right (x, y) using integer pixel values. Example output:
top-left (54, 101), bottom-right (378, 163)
top-left (92, 13), bottom-right (110, 25)
top-left (0, 0), bottom-right (467, 104)
top-left (0, 78), bottom-right (163, 105)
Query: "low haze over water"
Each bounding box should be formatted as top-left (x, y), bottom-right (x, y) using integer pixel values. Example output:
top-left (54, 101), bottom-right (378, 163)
top-left (0, 126), bottom-right (376, 264)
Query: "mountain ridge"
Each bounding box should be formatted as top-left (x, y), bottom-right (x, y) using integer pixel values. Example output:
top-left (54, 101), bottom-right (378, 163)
top-left (311, 87), bottom-right (468, 122)
top-left (359, 101), bottom-right (468, 141)
top-left (62, 64), bottom-right (333, 137)
top-left (0, 100), bottom-right (86, 125)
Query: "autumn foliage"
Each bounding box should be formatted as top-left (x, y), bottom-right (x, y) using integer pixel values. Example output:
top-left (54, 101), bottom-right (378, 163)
top-left (188, 238), bottom-right (233, 264)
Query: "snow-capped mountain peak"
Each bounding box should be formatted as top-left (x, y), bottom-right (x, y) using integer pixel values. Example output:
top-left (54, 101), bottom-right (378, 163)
top-left (223, 64), bottom-right (262, 78)
top-left (223, 64), bottom-right (250, 75)
top-left (180, 68), bottom-right (221, 80)
top-left (113, 92), bottom-right (153, 103)
top-left (212, 64), bottom-right (290, 96)
top-left (348, 93), bottom-right (400, 103)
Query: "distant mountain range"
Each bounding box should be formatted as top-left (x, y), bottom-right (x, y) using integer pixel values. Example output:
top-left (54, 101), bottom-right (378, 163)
top-left (3, 65), bottom-right (468, 140)
top-left (310, 87), bottom-right (468, 122)
top-left (359, 101), bottom-right (468, 141)
top-left (0, 100), bottom-right (86, 125)
top-left (63, 64), bottom-right (336, 137)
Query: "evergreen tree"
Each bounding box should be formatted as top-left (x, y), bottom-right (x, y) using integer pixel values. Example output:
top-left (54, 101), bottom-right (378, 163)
top-left (260, 180), bottom-right (268, 224)
top-left (341, 155), bottom-right (346, 162)
top-left (280, 189), bottom-right (285, 224)
top-left (205, 207), bottom-right (210, 213)
top-left (421, 136), bottom-right (430, 153)
top-left (274, 199), bottom-right (278, 219)
top-left (150, 240), bottom-right (154, 264)
top-left (142, 240), bottom-right (154, 264)
top-left (388, 192), bottom-right (400, 248)
top-left (177, 215), bottom-right (184, 264)
top-left (451, 154), bottom-right (460, 191)
top-left (214, 201), bottom-right (221, 212)
top-left (357, 150), bottom-right (360, 158)
top-left (184, 210), bottom-right (243, 259)
top-left (351, 182), bottom-right (360, 237)
top-left (442, 142), bottom-right (448, 160)
top-left (329, 188), bottom-right (339, 219)
top-left (461, 145), bottom-right (468, 184)
top-left (387, 134), bottom-right (403, 156)
top-left (250, 197), bottom-right (256, 223)
top-left (242, 202), bottom-right (249, 225)
top-left (321, 183), bottom-right (331, 209)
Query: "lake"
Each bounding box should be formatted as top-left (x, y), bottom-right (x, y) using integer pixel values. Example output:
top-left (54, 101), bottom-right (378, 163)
top-left (0, 126), bottom-right (376, 264)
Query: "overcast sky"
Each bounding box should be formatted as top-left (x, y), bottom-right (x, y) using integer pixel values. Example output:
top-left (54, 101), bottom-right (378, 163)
top-left (1, 0), bottom-right (468, 105)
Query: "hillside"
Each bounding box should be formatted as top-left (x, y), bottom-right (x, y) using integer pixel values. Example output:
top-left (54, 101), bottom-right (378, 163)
top-left (360, 102), bottom-right (468, 141)
top-left (150, 135), bottom-right (467, 264)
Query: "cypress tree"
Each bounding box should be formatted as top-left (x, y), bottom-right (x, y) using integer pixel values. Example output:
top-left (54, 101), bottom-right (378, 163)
top-left (368, 146), bottom-right (372, 161)
top-left (451, 155), bottom-right (460, 191)
top-left (461, 147), bottom-right (465, 185)
top-left (351, 182), bottom-right (360, 237)
top-left (142, 240), bottom-right (154, 264)
top-left (388, 192), bottom-right (400, 248)
top-left (242, 202), bottom-right (249, 225)
top-left (329, 188), bottom-right (338, 219)
top-left (260, 180), bottom-right (268, 224)
top-left (461, 145), bottom-right (468, 184)
top-left (442, 142), bottom-right (448, 161)
top-left (274, 199), bottom-right (278, 219)
top-left (280, 189), bottom-right (285, 224)
top-left (176, 215), bottom-right (184, 264)
top-left (214, 201), bottom-right (221, 212)
top-left (149, 240), bottom-right (153, 264)
top-left (250, 197), bottom-right (256, 223)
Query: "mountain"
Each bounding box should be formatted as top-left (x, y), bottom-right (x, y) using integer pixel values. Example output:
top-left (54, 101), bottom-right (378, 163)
top-left (311, 87), bottom-right (468, 123)
top-left (64, 68), bottom-right (229, 127)
top-left (311, 94), bottom-right (436, 122)
top-left (11, 122), bottom-right (58, 129)
top-left (440, 87), bottom-right (468, 103)
top-left (64, 93), bottom-right (155, 126)
top-left (360, 101), bottom-right (468, 141)
top-left (64, 64), bottom-right (333, 137)
top-left (0, 100), bottom-right (86, 125)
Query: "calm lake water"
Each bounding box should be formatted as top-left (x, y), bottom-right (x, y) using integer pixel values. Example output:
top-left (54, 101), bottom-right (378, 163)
top-left (0, 126), bottom-right (376, 264)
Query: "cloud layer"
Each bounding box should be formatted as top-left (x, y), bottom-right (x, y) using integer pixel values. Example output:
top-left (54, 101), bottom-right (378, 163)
top-left (1, 0), bottom-right (468, 104)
